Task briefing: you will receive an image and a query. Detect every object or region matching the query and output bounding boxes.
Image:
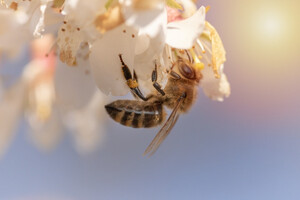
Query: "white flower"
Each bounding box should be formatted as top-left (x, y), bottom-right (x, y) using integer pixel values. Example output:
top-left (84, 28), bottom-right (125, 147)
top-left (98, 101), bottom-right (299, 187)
top-left (0, 7), bottom-right (31, 56)
top-left (64, 91), bottom-right (107, 154)
top-left (89, 0), bottom-right (168, 95)
top-left (166, 6), bottom-right (206, 49)
top-left (90, 24), bottom-right (139, 95)
top-left (0, 0), bottom-right (230, 156)
top-left (0, 0), bottom-right (62, 56)
top-left (196, 22), bottom-right (230, 101)
top-left (160, 2), bottom-right (230, 101)
top-left (0, 36), bottom-right (107, 156)
top-left (63, 0), bottom-right (106, 28)
top-left (0, 79), bottom-right (26, 156)
top-left (120, 0), bottom-right (165, 37)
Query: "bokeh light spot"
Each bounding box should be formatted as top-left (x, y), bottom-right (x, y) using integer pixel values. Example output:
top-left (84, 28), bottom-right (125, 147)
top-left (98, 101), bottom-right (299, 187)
top-left (257, 12), bottom-right (284, 41)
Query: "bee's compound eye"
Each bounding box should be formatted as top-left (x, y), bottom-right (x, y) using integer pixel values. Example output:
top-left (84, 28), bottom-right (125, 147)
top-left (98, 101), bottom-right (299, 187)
top-left (179, 63), bottom-right (195, 79)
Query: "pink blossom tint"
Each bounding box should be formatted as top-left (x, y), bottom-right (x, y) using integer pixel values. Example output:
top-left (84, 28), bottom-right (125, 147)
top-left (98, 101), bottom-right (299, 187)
top-left (167, 6), bottom-right (183, 23)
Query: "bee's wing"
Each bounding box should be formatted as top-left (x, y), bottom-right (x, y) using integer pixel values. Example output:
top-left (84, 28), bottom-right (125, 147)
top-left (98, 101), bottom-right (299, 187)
top-left (143, 95), bottom-right (184, 156)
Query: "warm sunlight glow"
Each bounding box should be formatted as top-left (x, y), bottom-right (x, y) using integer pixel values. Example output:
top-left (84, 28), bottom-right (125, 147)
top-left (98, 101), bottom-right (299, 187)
top-left (257, 13), bottom-right (283, 40)
top-left (230, 1), bottom-right (299, 68)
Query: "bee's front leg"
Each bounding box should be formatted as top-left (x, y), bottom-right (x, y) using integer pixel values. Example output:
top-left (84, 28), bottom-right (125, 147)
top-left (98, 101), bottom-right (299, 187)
top-left (152, 61), bottom-right (166, 96)
top-left (167, 69), bottom-right (181, 80)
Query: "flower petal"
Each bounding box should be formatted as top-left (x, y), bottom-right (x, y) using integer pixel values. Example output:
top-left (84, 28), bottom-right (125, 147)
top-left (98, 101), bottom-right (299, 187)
top-left (0, 81), bottom-right (26, 156)
top-left (26, 106), bottom-right (63, 151)
top-left (94, 4), bottom-right (125, 34)
top-left (166, 6), bottom-right (206, 49)
top-left (31, 1), bottom-right (48, 37)
top-left (0, 9), bottom-right (31, 57)
top-left (90, 24), bottom-right (138, 95)
top-left (64, 0), bottom-right (106, 26)
top-left (64, 91), bottom-right (106, 154)
top-left (54, 46), bottom-right (96, 111)
top-left (30, 2), bottom-right (64, 36)
top-left (201, 64), bottom-right (230, 101)
top-left (176, 0), bottom-right (197, 18)
top-left (134, 28), bottom-right (165, 81)
top-left (135, 33), bottom-right (150, 55)
top-left (57, 21), bottom-right (84, 66)
top-left (121, 0), bottom-right (166, 37)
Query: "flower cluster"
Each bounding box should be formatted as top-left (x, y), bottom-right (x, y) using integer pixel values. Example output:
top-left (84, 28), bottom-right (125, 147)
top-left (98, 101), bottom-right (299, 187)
top-left (0, 0), bottom-right (230, 155)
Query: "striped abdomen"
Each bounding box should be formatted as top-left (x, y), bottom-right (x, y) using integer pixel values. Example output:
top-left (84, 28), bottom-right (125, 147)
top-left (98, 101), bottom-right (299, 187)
top-left (105, 100), bottom-right (165, 128)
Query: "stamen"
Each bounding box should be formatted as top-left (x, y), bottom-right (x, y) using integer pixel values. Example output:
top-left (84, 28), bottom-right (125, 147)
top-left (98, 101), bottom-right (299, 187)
top-left (189, 49), bottom-right (204, 70)
top-left (200, 40), bottom-right (213, 55)
top-left (196, 38), bottom-right (220, 78)
top-left (199, 42), bottom-right (219, 78)
top-left (166, 46), bottom-right (174, 63)
top-left (172, 48), bottom-right (179, 59)
top-left (196, 39), bottom-right (206, 54)
top-left (178, 49), bottom-right (185, 54)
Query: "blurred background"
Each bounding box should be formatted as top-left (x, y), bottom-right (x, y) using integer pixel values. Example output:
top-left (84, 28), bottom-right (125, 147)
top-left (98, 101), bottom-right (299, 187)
top-left (1, 0), bottom-right (300, 199)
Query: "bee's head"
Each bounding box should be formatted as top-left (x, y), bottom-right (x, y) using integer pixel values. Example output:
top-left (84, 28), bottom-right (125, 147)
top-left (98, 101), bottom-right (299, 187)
top-left (174, 57), bottom-right (202, 83)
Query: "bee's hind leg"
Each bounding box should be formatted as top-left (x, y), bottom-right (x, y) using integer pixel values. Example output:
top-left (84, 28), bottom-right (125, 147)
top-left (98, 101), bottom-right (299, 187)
top-left (119, 54), bottom-right (151, 101)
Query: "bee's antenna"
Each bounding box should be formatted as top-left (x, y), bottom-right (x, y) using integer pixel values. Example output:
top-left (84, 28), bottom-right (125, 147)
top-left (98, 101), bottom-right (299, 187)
top-left (185, 50), bottom-right (192, 63)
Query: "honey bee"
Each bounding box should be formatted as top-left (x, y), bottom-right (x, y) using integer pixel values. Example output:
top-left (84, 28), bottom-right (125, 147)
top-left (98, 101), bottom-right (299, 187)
top-left (105, 54), bottom-right (202, 156)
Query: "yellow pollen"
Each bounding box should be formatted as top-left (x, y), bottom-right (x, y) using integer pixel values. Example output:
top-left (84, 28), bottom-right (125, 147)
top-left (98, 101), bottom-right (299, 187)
top-left (9, 2), bottom-right (18, 11)
top-left (36, 104), bottom-right (51, 121)
top-left (205, 6), bottom-right (210, 13)
top-left (33, 82), bottom-right (54, 122)
top-left (214, 72), bottom-right (221, 79)
top-left (205, 22), bottom-right (226, 79)
top-left (127, 79), bottom-right (138, 88)
top-left (189, 49), bottom-right (204, 70)
top-left (194, 62), bottom-right (204, 70)
top-left (52, 0), bottom-right (65, 9)
top-left (94, 4), bottom-right (125, 33)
